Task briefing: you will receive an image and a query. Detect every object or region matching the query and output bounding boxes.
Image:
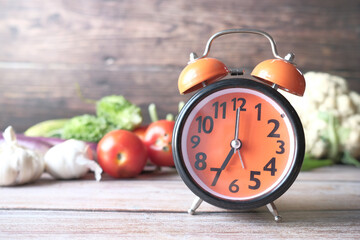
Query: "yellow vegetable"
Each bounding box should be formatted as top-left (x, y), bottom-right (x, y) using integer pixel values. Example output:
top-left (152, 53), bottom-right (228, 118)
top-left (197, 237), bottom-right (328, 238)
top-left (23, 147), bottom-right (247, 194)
top-left (24, 119), bottom-right (69, 137)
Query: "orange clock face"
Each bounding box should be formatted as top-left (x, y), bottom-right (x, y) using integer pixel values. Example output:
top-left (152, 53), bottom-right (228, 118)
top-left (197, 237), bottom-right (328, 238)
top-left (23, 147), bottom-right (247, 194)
top-left (174, 79), bottom-right (304, 208)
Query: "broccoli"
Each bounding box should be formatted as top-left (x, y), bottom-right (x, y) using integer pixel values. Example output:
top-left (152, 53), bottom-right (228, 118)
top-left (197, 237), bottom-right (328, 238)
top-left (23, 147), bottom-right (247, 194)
top-left (62, 115), bottom-right (110, 142)
top-left (26, 95), bottom-right (143, 143)
top-left (96, 95), bottom-right (142, 131)
top-left (61, 95), bottom-right (143, 142)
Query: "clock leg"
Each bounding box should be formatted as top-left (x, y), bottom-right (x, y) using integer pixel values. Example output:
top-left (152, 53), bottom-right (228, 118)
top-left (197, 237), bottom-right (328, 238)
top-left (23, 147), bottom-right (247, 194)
top-left (188, 196), bottom-right (203, 215)
top-left (266, 202), bottom-right (282, 222)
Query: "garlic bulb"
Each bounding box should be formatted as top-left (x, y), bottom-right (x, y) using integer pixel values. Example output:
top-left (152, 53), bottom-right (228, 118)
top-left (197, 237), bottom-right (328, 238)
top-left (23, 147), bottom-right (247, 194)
top-left (44, 139), bottom-right (102, 181)
top-left (0, 126), bottom-right (44, 186)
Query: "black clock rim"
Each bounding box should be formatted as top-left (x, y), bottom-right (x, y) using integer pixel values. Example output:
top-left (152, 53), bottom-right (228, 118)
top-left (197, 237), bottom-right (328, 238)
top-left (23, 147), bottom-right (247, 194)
top-left (172, 78), bottom-right (305, 210)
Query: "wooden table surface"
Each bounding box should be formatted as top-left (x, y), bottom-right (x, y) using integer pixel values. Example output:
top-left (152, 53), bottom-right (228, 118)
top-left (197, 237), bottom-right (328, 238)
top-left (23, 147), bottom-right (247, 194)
top-left (0, 165), bottom-right (359, 239)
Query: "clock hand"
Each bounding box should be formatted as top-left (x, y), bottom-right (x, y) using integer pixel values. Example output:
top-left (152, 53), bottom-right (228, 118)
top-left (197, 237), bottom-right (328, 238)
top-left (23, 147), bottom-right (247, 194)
top-left (220, 147), bottom-right (235, 170)
top-left (234, 106), bottom-right (240, 148)
top-left (231, 107), bottom-right (245, 169)
top-left (237, 149), bottom-right (245, 169)
top-left (210, 148), bottom-right (234, 186)
top-left (210, 108), bottom-right (244, 186)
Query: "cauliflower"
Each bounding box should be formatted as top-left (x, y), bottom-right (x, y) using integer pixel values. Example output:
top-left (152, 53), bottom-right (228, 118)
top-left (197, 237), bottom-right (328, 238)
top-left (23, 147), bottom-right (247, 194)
top-left (283, 72), bottom-right (360, 166)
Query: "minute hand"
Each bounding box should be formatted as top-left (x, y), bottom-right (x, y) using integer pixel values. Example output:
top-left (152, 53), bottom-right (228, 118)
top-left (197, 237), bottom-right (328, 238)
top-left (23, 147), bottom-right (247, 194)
top-left (234, 107), bottom-right (240, 144)
top-left (232, 107), bottom-right (245, 169)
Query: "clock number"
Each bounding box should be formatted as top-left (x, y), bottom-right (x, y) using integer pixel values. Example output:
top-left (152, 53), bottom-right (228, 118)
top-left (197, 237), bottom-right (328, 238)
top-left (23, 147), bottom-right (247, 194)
top-left (194, 152), bottom-right (207, 170)
top-left (210, 168), bottom-right (222, 186)
top-left (229, 179), bottom-right (240, 193)
top-left (267, 119), bottom-right (280, 138)
top-left (212, 101), bottom-right (226, 119)
top-left (196, 116), bottom-right (214, 134)
top-left (255, 103), bottom-right (261, 121)
top-left (190, 135), bottom-right (200, 148)
top-left (249, 171), bottom-right (261, 190)
top-left (232, 98), bottom-right (246, 111)
top-left (276, 140), bottom-right (285, 154)
top-left (263, 157), bottom-right (277, 176)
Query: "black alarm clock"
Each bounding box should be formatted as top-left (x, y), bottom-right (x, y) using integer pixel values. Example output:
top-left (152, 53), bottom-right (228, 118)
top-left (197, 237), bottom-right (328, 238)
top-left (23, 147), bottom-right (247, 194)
top-left (172, 29), bottom-right (306, 222)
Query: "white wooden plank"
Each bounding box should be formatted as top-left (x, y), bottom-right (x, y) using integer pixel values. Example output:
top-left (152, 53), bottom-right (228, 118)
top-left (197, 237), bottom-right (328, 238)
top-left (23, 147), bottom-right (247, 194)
top-left (0, 173), bottom-right (359, 212)
top-left (0, 210), bottom-right (359, 240)
top-left (296, 165), bottom-right (360, 182)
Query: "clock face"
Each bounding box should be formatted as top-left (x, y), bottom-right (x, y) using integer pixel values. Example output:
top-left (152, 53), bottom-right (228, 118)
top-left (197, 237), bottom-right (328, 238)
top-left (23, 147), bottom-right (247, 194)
top-left (173, 79), bottom-right (304, 209)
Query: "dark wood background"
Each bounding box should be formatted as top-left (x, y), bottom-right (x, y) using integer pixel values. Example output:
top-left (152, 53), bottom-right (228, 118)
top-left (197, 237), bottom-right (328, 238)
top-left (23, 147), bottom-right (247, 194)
top-left (0, 0), bottom-right (359, 132)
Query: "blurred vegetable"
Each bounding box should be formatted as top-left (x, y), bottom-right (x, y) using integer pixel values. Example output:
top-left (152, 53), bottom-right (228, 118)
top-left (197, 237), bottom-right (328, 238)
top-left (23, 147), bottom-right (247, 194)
top-left (97, 130), bottom-right (147, 178)
top-left (62, 115), bottom-right (110, 142)
top-left (0, 126), bottom-right (44, 186)
top-left (301, 155), bottom-right (333, 171)
top-left (144, 103), bottom-right (175, 167)
top-left (284, 72), bottom-right (360, 170)
top-left (1, 134), bottom-right (97, 154)
top-left (133, 125), bottom-right (148, 142)
top-left (148, 103), bottom-right (159, 122)
top-left (0, 134), bottom-right (52, 155)
top-left (24, 119), bottom-right (69, 138)
top-left (144, 120), bottom-right (175, 167)
top-left (96, 95), bottom-right (142, 131)
top-left (37, 95), bottom-right (143, 142)
top-left (44, 139), bottom-right (102, 181)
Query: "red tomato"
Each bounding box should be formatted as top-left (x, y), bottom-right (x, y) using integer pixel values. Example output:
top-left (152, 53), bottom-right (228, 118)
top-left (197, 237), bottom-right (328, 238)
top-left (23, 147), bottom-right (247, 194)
top-left (133, 125), bottom-right (148, 142)
top-left (144, 120), bottom-right (175, 167)
top-left (97, 130), bottom-right (147, 178)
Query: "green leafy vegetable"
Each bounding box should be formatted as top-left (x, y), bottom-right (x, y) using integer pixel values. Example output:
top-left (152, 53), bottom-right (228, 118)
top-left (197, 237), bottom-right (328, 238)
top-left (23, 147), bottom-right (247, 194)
top-left (59, 95), bottom-right (143, 142)
top-left (318, 112), bottom-right (341, 162)
top-left (342, 151), bottom-right (360, 167)
top-left (62, 115), bottom-right (110, 142)
top-left (301, 154), bottom-right (333, 171)
top-left (96, 95), bottom-right (142, 131)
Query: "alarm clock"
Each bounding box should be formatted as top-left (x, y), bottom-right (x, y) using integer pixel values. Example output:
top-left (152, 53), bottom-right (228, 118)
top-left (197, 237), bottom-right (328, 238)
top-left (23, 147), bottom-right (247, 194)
top-left (172, 29), bottom-right (306, 222)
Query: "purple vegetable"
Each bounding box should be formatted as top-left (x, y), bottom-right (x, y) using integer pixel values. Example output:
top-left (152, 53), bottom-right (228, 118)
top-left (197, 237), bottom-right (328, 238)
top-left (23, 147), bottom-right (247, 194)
top-left (0, 134), bottom-right (52, 154)
top-left (0, 134), bottom-right (98, 154)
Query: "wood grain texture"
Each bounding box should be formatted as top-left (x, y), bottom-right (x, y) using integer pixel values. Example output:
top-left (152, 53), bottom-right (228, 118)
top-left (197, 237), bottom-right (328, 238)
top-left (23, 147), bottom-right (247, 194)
top-left (0, 166), bottom-right (359, 239)
top-left (0, 210), bottom-right (359, 240)
top-left (0, 167), bottom-right (359, 212)
top-left (0, 0), bottom-right (359, 131)
top-left (0, 178), bottom-right (358, 212)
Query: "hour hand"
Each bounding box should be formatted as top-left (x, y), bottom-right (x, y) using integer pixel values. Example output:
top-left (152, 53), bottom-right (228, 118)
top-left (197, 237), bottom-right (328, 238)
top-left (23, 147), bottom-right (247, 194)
top-left (221, 147), bottom-right (235, 170)
top-left (210, 148), bottom-right (234, 186)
